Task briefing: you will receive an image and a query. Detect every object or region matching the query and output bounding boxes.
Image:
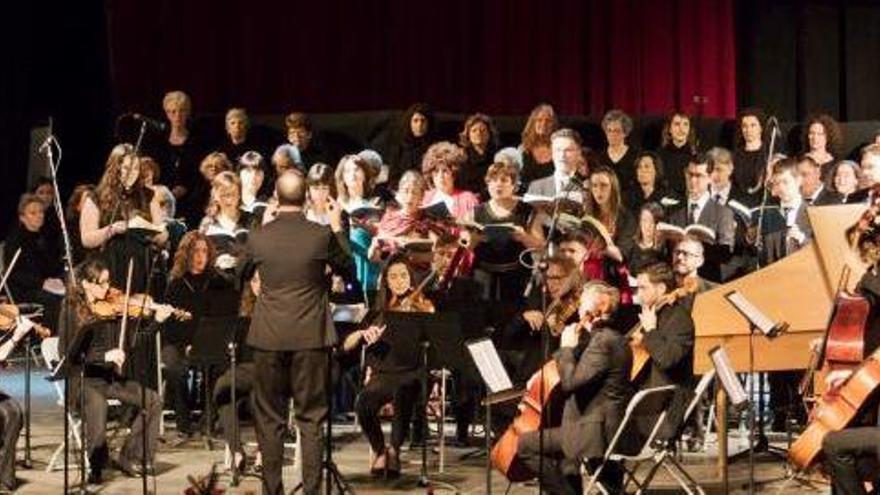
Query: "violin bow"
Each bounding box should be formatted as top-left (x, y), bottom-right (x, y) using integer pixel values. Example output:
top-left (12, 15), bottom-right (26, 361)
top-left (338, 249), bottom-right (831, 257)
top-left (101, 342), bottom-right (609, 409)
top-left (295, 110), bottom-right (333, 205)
top-left (116, 259), bottom-right (135, 373)
top-left (0, 248), bottom-right (22, 304)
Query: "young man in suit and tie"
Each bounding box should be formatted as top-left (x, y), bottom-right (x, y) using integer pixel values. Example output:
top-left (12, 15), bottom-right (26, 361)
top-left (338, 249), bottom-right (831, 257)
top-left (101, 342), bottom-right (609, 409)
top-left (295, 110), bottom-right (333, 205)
top-left (516, 280), bottom-right (632, 495)
top-left (797, 155), bottom-right (843, 206)
top-left (668, 154), bottom-right (737, 282)
top-left (239, 170), bottom-right (354, 495)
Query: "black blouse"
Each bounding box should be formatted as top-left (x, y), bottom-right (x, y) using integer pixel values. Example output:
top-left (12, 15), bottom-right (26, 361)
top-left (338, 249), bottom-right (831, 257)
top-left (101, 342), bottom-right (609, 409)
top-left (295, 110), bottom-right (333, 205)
top-left (473, 201), bottom-right (533, 266)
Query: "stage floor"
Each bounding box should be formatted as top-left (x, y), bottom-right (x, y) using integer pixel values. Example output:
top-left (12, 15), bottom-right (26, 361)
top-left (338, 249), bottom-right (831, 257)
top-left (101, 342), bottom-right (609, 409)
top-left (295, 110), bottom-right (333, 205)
top-left (2, 355), bottom-right (829, 494)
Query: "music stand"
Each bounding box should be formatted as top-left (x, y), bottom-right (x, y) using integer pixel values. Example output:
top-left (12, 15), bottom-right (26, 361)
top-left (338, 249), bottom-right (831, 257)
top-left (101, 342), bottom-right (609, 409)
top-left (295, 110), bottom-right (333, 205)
top-left (380, 311), bottom-right (465, 493)
top-left (724, 290), bottom-right (789, 495)
top-left (188, 316), bottom-right (249, 455)
top-left (466, 337), bottom-right (522, 495)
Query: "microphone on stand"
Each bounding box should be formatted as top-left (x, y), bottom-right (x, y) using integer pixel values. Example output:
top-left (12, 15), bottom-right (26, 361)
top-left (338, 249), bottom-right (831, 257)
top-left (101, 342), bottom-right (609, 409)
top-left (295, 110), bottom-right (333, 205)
top-left (130, 113), bottom-right (168, 132)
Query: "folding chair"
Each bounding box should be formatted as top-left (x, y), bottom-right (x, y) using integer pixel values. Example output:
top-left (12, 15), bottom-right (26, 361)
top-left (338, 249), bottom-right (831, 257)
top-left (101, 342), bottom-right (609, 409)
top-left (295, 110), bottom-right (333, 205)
top-left (589, 373), bottom-right (716, 495)
top-left (41, 337), bottom-right (123, 473)
top-left (583, 384), bottom-right (677, 494)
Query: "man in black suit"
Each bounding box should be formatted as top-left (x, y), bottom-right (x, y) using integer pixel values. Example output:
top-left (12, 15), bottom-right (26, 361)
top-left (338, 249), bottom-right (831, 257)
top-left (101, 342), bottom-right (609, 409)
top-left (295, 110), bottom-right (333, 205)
top-left (671, 237), bottom-right (718, 313)
top-left (630, 262), bottom-right (696, 443)
top-left (707, 146), bottom-right (757, 280)
top-left (239, 171), bottom-right (353, 495)
top-left (668, 154), bottom-right (737, 282)
top-left (516, 280), bottom-right (632, 494)
top-left (797, 155), bottom-right (842, 206)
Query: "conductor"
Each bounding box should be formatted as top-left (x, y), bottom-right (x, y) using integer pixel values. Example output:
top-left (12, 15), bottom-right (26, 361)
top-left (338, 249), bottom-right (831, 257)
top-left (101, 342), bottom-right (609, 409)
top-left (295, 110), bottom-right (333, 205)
top-left (239, 170), bottom-right (353, 494)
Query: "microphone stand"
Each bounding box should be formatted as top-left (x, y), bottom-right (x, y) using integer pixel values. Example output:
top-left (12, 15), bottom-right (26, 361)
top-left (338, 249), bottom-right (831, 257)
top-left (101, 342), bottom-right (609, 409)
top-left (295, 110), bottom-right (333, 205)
top-left (40, 120), bottom-right (82, 493)
top-left (526, 176), bottom-right (582, 494)
top-left (753, 117), bottom-right (779, 269)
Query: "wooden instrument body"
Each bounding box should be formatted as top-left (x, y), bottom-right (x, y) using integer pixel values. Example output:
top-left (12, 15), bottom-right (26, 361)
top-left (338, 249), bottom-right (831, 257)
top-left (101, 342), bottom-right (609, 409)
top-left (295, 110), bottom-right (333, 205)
top-left (789, 348), bottom-right (880, 469)
top-left (823, 292), bottom-right (870, 367)
top-left (491, 360), bottom-right (564, 481)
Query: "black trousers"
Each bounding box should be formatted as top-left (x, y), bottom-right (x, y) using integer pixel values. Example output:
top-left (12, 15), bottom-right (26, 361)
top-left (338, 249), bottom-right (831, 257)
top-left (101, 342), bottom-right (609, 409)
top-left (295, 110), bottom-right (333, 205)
top-left (356, 370), bottom-right (421, 453)
top-left (160, 344), bottom-right (195, 432)
top-left (212, 362), bottom-right (255, 452)
top-left (252, 348), bottom-right (328, 495)
top-left (78, 375), bottom-right (161, 471)
top-left (823, 427), bottom-right (880, 495)
top-left (0, 391), bottom-right (22, 491)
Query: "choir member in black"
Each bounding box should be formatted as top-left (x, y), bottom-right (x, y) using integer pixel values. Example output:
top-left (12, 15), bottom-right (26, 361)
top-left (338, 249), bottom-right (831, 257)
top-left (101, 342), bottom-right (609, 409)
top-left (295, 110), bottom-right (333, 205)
top-left (499, 255), bottom-right (582, 384)
top-left (732, 107), bottom-right (767, 200)
top-left (457, 113), bottom-right (499, 197)
top-left (820, 228), bottom-right (880, 495)
top-left (4, 193), bottom-right (65, 332)
top-left (145, 91), bottom-right (203, 223)
top-left (188, 152), bottom-right (233, 230)
top-left (199, 170), bottom-right (256, 279)
top-left (859, 144), bottom-right (880, 194)
top-left (630, 262), bottom-right (696, 443)
top-left (0, 320), bottom-right (29, 491)
top-left (161, 231), bottom-right (232, 437)
top-left (624, 202), bottom-right (668, 274)
top-left (30, 176), bottom-right (62, 253)
top-left (804, 113), bottom-right (843, 182)
top-left (66, 184), bottom-right (96, 265)
top-left (212, 271), bottom-right (260, 473)
top-left (707, 147), bottom-right (755, 281)
top-left (80, 149), bottom-right (168, 293)
top-left (666, 155), bottom-right (737, 282)
top-left (238, 151), bottom-right (269, 218)
top-left (625, 151), bottom-right (670, 214)
top-left (517, 280), bottom-right (632, 495)
top-left (388, 103), bottom-right (436, 187)
top-left (598, 109), bottom-right (639, 190)
top-left (346, 255), bottom-right (435, 478)
top-left (466, 162), bottom-right (544, 326)
top-left (59, 259), bottom-right (167, 483)
top-left (218, 108), bottom-right (252, 164)
top-left (829, 160), bottom-right (864, 204)
top-left (656, 112), bottom-right (698, 196)
top-left (284, 112), bottom-right (334, 168)
top-left (518, 103), bottom-right (558, 189)
top-left (798, 155), bottom-right (842, 206)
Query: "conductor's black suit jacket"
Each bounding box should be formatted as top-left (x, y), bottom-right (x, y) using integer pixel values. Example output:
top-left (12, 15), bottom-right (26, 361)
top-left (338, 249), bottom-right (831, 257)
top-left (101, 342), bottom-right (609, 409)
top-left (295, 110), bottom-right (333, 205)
top-left (240, 211), bottom-right (353, 351)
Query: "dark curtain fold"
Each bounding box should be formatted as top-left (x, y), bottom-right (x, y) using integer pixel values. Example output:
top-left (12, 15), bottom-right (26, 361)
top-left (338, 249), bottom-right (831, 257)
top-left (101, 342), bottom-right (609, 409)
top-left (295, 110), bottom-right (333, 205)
top-left (104, 0), bottom-right (737, 118)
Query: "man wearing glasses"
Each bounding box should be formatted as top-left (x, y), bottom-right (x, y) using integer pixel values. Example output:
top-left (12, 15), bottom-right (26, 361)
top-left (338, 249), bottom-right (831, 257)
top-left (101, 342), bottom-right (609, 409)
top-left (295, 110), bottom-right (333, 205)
top-left (671, 237), bottom-right (718, 313)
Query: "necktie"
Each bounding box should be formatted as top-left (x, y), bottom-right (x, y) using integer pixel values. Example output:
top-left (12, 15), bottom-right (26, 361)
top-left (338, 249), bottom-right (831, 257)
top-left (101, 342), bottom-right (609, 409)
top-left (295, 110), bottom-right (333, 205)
top-left (690, 203), bottom-right (699, 224)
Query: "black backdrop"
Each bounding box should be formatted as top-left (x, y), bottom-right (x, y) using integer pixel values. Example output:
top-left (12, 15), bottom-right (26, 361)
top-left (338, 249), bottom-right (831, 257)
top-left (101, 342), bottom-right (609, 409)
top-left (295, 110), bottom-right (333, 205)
top-left (2, 0), bottom-right (880, 236)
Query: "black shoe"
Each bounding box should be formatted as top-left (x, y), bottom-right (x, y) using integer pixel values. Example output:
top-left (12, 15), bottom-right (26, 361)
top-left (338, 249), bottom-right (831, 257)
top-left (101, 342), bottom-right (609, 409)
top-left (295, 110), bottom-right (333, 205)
top-left (87, 469), bottom-right (102, 485)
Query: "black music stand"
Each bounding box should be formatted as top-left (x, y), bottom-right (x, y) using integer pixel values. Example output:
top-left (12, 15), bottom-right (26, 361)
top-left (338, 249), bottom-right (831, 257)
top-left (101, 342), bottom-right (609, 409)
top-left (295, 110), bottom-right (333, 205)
top-left (465, 336), bottom-right (521, 495)
top-left (724, 290), bottom-right (790, 494)
top-left (381, 311), bottom-right (465, 493)
top-left (187, 316), bottom-right (249, 455)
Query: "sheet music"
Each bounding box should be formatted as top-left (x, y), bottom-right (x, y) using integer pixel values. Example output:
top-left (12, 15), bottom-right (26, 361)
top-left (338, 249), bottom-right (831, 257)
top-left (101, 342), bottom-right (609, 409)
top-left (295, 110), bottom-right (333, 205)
top-left (330, 303), bottom-right (368, 323)
top-left (466, 338), bottom-right (513, 394)
top-left (725, 290), bottom-right (777, 336)
top-left (710, 346), bottom-right (748, 408)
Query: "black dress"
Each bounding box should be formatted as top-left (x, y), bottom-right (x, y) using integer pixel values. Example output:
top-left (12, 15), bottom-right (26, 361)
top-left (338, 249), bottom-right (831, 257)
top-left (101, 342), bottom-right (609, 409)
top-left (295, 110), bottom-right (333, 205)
top-left (656, 144), bottom-right (695, 196)
top-left (388, 135), bottom-right (433, 187)
top-left (3, 223), bottom-right (64, 331)
top-left (145, 132), bottom-right (204, 227)
top-left (599, 147), bottom-right (639, 193)
top-left (519, 151), bottom-right (554, 194)
top-left (458, 146), bottom-right (496, 198)
top-left (733, 147), bottom-right (765, 198)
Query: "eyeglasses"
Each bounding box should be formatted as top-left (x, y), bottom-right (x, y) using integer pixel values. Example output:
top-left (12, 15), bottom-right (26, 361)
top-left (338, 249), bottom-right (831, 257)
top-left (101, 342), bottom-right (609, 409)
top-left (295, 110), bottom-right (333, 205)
top-left (674, 249), bottom-right (701, 259)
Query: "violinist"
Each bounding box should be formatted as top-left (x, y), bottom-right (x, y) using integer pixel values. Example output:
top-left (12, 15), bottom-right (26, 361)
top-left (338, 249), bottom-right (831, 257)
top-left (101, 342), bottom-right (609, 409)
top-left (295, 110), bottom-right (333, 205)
top-left (499, 255), bottom-right (582, 384)
top-left (630, 262), bottom-right (695, 444)
top-left (516, 280), bottom-right (631, 495)
top-left (58, 258), bottom-right (170, 483)
top-left (348, 255), bottom-right (435, 478)
top-left (0, 317), bottom-right (35, 491)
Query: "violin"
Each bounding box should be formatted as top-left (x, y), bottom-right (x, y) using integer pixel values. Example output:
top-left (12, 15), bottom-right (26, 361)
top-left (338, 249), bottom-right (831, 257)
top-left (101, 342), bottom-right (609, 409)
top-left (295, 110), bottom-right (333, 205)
top-left (0, 303), bottom-right (51, 338)
top-left (388, 274), bottom-right (436, 313)
top-left (629, 276), bottom-right (699, 380)
top-left (90, 288), bottom-right (192, 321)
top-left (543, 269), bottom-right (583, 337)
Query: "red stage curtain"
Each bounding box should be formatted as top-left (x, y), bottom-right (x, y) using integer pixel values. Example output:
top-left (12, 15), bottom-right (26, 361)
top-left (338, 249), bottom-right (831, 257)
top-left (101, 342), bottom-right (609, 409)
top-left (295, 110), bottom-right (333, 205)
top-left (105, 0), bottom-right (736, 117)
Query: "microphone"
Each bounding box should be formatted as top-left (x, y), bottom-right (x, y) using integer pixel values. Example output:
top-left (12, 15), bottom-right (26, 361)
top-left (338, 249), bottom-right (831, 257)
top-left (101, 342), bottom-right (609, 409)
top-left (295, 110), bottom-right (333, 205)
top-left (131, 113), bottom-right (167, 131)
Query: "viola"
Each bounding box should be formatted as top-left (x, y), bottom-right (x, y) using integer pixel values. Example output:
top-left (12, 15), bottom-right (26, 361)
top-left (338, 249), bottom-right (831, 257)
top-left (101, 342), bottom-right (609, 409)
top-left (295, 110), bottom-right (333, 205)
top-left (90, 288), bottom-right (192, 321)
top-left (0, 303), bottom-right (51, 338)
top-left (789, 345), bottom-right (880, 470)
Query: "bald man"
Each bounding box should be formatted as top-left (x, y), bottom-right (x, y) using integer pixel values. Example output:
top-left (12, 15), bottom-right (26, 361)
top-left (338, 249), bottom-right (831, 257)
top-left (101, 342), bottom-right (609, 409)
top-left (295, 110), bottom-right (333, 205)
top-left (239, 171), bottom-right (354, 495)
